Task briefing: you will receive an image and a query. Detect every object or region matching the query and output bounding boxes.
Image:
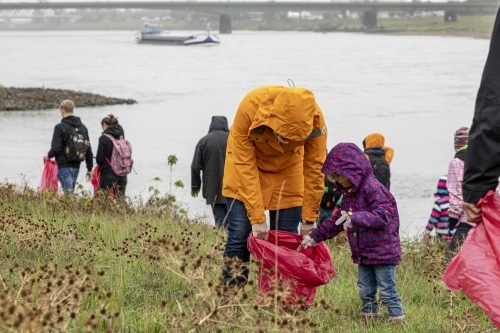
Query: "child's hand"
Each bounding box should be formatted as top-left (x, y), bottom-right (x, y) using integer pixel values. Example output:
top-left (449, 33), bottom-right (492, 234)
top-left (297, 235), bottom-right (317, 251)
top-left (335, 211), bottom-right (352, 230)
top-left (423, 233), bottom-right (431, 243)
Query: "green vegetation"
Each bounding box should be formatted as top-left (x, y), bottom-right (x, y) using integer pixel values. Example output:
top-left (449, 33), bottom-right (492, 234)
top-left (0, 183), bottom-right (496, 332)
top-left (250, 15), bottom-right (495, 38)
top-left (167, 154), bottom-right (184, 195)
top-left (374, 15), bottom-right (496, 38)
top-left (146, 154), bottom-right (185, 217)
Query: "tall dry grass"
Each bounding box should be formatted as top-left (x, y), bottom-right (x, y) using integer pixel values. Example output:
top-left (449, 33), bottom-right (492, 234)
top-left (0, 183), bottom-right (496, 332)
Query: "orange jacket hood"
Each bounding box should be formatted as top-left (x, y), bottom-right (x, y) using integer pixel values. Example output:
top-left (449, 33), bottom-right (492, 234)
top-left (363, 132), bottom-right (394, 164)
top-left (249, 86), bottom-right (320, 142)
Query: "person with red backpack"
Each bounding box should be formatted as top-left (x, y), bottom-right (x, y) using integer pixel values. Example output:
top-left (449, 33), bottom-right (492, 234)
top-left (96, 114), bottom-right (132, 197)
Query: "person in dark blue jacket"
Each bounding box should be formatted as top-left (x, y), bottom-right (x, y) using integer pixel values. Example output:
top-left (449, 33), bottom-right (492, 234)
top-left (299, 142), bottom-right (404, 324)
top-left (191, 116), bottom-right (229, 229)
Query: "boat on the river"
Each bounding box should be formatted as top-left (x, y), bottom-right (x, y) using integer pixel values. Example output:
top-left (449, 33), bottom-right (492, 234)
top-left (136, 24), bottom-right (220, 46)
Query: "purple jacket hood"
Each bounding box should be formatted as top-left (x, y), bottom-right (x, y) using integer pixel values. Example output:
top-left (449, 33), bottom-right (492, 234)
top-left (321, 143), bottom-right (372, 192)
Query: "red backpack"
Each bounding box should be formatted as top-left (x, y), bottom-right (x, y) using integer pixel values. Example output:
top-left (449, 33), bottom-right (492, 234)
top-left (103, 134), bottom-right (133, 176)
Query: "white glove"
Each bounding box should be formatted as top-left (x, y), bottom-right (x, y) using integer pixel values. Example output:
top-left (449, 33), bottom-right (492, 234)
top-left (335, 210), bottom-right (352, 230)
top-left (297, 235), bottom-right (318, 251)
top-left (252, 222), bottom-right (268, 240)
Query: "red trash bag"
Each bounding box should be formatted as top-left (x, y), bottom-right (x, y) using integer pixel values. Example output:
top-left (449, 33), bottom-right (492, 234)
top-left (91, 165), bottom-right (101, 196)
top-left (248, 230), bottom-right (335, 308)
top-left (442, 190), bottom-right (500, 328)
top-left (41, 160), bottom-right (58, 193)
top-left (91, 165), bottom-right (115, 198)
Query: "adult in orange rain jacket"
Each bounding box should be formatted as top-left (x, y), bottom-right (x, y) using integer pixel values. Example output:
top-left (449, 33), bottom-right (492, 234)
top-left (362, 133), bottom-right (394, 190)
top-left (222, 85), bottom-right (327, 286)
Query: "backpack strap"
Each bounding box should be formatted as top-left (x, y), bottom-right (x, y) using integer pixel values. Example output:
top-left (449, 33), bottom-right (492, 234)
top-left (103, 134), bottom-right (117, 165)
top-left (103, 134), bottom-right (125, 141)
top-left (103, 133), bottom-right (117, 143)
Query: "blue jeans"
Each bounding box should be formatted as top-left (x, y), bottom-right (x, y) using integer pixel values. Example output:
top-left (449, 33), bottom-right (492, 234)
top-left (57, 167), bottom-right (79, 194)
top-left (212, 203), bottom-right (228, 229)
top-left (358, 264), bottom-right (404, 317)
top-left (222, 198), bottom-right (301, 286)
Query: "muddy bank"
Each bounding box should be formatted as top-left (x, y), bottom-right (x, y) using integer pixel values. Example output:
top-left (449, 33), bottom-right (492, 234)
top-left (0, 87), bottom-right (137, 111)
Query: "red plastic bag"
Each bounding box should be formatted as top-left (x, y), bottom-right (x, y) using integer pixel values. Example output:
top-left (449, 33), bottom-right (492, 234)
top-left (442, 191), bottom-right (500, 328)
top-left (248, 230), bottom-right (335, 308)
top-left (91, 166), bottom-right (115, 198)
top-left (91, 165), bottom-right (101, 196)
top-left (41, 160), bottom-right (58, 193)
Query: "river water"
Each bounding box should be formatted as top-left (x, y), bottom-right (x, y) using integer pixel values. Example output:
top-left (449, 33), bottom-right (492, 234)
top-left (0, 30), bottom-right (489, 238)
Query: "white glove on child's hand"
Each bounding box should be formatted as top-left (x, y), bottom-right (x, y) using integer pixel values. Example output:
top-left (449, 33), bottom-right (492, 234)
top-left (297, 235), bottom-right (318, 251)
top-left (335, 210), bottom-right (352, 230)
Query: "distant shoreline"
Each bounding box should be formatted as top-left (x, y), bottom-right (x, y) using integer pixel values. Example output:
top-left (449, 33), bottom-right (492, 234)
top-left (0, 14), bottom-right (495, 40)
top-left (0, 87), bottom-right (137, 111)
top-left (361, 29), bottom-right (492, 39)
top-left (0, 26), bottom-right (492, 40)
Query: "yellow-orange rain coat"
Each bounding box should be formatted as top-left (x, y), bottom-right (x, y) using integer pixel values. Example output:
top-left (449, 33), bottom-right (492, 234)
top-left (223, 85), bottom-right (327, 225)
top-left (363, 133), bottom-right (394, 164)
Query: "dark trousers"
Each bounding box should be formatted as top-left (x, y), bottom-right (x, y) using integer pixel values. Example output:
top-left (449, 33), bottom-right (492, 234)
top-left (212, 203), bottom-right (228, 229)
top-left (444, 223), bottom-right (473, 264)
top-left (99, 171), bottom-right (127, 198)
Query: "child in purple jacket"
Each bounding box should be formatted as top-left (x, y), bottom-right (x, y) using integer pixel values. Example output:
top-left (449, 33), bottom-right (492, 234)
top-left (299, 142), bottom-right (404, 323)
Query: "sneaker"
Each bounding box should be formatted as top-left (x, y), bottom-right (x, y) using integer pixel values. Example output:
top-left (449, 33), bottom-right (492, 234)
top-left (388, 315), bottom-right (405, 325)
top-left (361, 313), bottom-right (380, 325)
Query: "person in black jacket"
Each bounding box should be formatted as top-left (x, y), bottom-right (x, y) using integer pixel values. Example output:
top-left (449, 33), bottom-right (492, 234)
top-left (318, 173), bottom-right (342, 226)
top-left (362, 133), bottom-right (394, 190)
top-left (43, 99), bottom-right (93, 194)
top-left (96, 114), bottom-right (127, 197)
top-left (463, 8), bottom-right (500, 223)
top-left (191, 116), bottom-right (229, 229)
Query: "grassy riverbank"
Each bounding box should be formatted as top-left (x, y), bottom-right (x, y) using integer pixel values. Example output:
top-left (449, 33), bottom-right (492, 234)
top-left (245, 14), bottom-right (495, 38)
top-left (0, 14), bottom-right (495, 39)
top-left (0, 184), bottom-right (496, 332)
top-left (373, 15), bottom-right (496, 38)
